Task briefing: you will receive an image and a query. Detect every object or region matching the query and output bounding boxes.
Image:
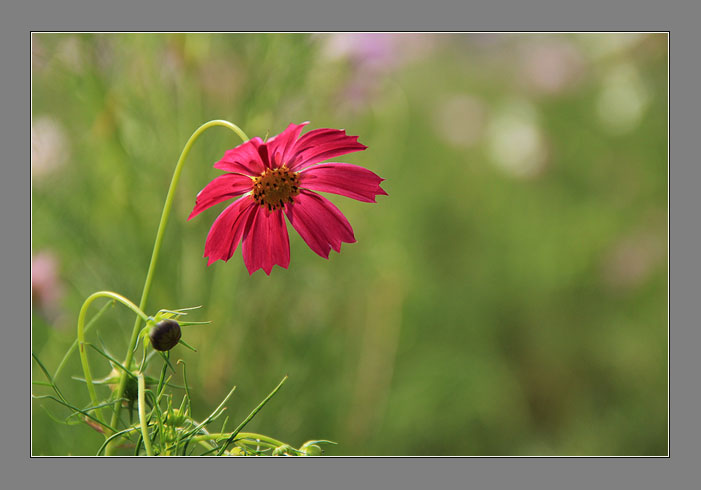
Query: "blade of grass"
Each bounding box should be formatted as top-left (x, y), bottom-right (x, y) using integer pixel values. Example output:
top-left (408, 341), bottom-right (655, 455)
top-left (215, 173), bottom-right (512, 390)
top-left (96, 426), bottom-right (140, 456)
top-left (87, 344), bottom-right (134, 378)
top-left (32, 395), bottom-right (118, 433)
top-left (216, 375), bottom-right (288, 456)
top-left (32, 352), bottom-right (67, 402)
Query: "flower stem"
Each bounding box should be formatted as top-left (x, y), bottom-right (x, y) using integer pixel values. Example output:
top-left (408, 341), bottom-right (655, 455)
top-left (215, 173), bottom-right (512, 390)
top-left (137, 373), bottom-right (155, 456)
top-left (77, 291), bottom-right (150, 434)
top-left (192, 432), bottom-right (287, 448)
top-left (105, 120), bottom-right (248, 455)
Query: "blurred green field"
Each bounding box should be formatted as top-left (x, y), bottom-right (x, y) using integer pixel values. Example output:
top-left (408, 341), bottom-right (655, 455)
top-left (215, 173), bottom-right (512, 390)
top-left (31, 33), bottom-right (668, 455)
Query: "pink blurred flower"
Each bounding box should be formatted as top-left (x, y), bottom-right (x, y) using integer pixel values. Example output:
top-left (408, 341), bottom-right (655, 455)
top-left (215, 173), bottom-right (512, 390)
top-left (325, 32), bottom-right (402, 71)
top-left (32, 251), bottom-right (64, 317)
top-left (189, 123), bottom-right (387, 275)
top-left (322, 33), bottom-right (435, 110)
top-left (518, 39), bottom-right (586, 95)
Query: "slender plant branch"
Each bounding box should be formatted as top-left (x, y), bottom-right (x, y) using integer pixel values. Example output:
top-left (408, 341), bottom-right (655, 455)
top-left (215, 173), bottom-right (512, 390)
top-left (137, 373), bottom-right (154, 456)
top-left (106, 120), bottom-right (248, 455)
top-left (193, 432), bottom-right (287, 448)
top-left (55, 300), bottom-right (113, 381)
top-left (77, 291), bottom-right (149, 431)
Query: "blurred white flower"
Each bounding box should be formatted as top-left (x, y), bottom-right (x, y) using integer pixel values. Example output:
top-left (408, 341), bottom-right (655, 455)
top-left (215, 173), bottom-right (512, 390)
top-left (596, 63), bottom-right (651, 134)
top-left (518, 38), bottom-right (586, 95)
top-left (56, 35), bottom-right (85, 73)
top-left (486, 99), bottom-right (548, 178)
top-left (433, 94), bottom-right (488, 148)
top-left (32, 115), bottom-right (69, 180)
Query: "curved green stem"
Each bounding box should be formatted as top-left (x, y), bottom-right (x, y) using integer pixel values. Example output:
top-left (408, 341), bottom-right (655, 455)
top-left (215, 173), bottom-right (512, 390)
top-left (56, 300), bottom-right (113, 381)
top-left (137, 373), bottom-right (155, 456)
top-left (77, 291), bottom-right (150, 432)
top-left (106, 120), bottom-right (248, 455)
top-left (192, 432), bottom-right (287, 448)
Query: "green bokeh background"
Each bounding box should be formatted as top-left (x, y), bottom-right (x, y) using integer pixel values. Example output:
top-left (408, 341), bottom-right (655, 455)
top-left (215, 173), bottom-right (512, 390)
top-left (31, 33), bottom-right (667, 455)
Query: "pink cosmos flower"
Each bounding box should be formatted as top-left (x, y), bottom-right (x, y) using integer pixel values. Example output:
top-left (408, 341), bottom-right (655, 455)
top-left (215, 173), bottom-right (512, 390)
top-left (189, 122), bottom-right (387, 275)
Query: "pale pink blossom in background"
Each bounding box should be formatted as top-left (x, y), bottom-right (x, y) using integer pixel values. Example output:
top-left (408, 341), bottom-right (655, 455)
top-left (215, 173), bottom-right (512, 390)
top-left (32, 251), bottom-right (64, 319)
top-left (518, 39), bottom-right (586, 95)
top-left (322, 33), bottom-right (434, 70)
top-left (321, 33), bottom-right (436, 109)
top-left (602, 228), bottom-right (665, 291)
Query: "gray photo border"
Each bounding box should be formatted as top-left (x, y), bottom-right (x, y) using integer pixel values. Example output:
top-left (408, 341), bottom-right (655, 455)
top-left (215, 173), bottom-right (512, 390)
top-left (5, 0), bottom-right (691, 488)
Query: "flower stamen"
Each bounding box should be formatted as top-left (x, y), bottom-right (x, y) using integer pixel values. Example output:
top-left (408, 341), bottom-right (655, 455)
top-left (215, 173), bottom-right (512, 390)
top-left (252, 166), bottom-right (300, 211)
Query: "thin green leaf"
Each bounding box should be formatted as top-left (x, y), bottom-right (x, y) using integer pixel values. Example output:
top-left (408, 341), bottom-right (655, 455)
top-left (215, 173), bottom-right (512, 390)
top-left (177, 338), bottom-right (197, 352)
top-left (216, 375), bottom-right (288, 456)
top-left (87, 344), bottom-right (134, 378)
top-left (180, 386), bottom-right (237, 443)
top-left (156, 352), bottom-right (169, 397)
top-left (179, 321), bottom-right (212, 327)
top-left (178, 360), bottom-right (192, 416)
top-left (160, 351), bottom-right (177, 374)
top-left (32, 352), bottom-right (66, 402)
top-left (32, 394), bottom-right (118, 433)
top-left (96, 426), bottom-right (140, 456)
top-left (173, 305), bottom-right (203, 313)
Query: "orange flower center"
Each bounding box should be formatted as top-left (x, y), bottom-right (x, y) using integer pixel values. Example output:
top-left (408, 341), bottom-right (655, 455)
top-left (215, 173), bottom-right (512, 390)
top-left (251, 166), bottom-right (301, 211)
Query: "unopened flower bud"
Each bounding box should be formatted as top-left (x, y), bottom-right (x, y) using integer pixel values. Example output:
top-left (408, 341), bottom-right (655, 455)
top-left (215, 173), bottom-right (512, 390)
top-left (165, 408), bottom-right (186, 427)
top-left (272, 444), bottom-right (293, 456)
top-left (104, 367), bottom-right (137, 405)
top-left (149, 319), bottom-right (181, 351)
top-left (301, 441), bottom-right (323, 456)
top-left (228, 446), bottom-right (245, 456)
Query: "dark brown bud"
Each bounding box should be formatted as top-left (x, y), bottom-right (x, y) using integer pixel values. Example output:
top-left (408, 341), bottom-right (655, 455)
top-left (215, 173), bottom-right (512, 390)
top-left (149, 319), bottom-right (181, 351)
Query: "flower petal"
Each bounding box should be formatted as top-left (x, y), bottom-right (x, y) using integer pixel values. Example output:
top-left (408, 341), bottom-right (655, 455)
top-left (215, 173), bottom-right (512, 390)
top-left (266, 122), bottom-right (309, 168)
top-left (288, 128), bottom-right (367, 172)
top-left (241, 207), bottom-right (290, 275)
top-left (188, 173), bottom-right (254, 220)
top-left (204, 196), bottom-right (257, 266)
top-left (214, 137), bottom-right (266, 176)
top-left (299, 162), bottom-right (388, 203)
top-left (284, 190), bottom-right (356, 259)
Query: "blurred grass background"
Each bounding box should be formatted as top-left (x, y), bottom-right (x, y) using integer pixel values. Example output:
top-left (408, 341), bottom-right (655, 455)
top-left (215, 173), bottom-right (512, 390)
top-left (31, 33), bottom-right (667, 455)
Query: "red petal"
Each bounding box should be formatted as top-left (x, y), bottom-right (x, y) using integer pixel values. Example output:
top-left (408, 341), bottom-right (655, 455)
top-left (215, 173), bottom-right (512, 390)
top-left (204, 197), bottom-right (257, 266)
top-left (265, 122), bottom-right (309, 168)
top-left (214, 137), bottom-right (266, 176)
top-left (284, 190), bottom-right (356, 259)
top-left (288, 128), bottom-right (367, 172)
top-left (241, 207), bottom-right (290, 275)
top-left (299, 162), bottom-right (387, 203)
top-left (256, 142), bottom-right (272, 169)
top-left (188, 173), bottom-right (254, 220)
